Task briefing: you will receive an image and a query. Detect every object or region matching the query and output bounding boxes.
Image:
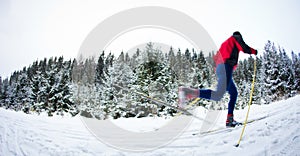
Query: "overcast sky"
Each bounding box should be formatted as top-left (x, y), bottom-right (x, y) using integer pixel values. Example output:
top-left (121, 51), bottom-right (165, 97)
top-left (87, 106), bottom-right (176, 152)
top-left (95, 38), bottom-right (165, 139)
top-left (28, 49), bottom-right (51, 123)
top-left (0, 0), bottom-right (299, 78)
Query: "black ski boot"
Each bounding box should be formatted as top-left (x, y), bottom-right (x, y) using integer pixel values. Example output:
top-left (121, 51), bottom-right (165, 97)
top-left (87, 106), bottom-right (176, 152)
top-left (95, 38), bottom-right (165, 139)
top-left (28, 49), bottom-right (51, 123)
top-left (226, 114), bottom-right (242, 128)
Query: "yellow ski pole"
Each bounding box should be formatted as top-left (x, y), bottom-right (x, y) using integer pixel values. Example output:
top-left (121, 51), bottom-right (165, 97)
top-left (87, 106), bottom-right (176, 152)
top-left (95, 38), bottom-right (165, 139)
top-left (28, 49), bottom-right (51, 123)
top-left (235, 57), bottom-right (257, 147)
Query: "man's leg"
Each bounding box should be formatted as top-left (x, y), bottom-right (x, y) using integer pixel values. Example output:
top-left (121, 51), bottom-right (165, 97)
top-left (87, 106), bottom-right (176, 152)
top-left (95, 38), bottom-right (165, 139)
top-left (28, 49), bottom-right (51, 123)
top-left (226, 78), bottom-right (239, 127)
top-left (178, 64), bottom-right (227, 105)
top-left (199, 64), bottom-right (227, 101)
top-left (227, 79), bottom-right (238, 115)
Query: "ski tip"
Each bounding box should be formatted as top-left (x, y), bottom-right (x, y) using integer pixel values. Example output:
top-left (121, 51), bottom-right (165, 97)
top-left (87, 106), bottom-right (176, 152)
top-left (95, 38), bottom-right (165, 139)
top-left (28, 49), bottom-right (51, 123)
top-left (234, 144), bottom-right (240, 147)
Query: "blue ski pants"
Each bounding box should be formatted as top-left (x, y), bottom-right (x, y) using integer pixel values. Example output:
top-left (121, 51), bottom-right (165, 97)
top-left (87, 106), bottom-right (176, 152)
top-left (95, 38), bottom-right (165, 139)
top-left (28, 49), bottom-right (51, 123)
top-left (199, 63), bottom-right (238, 114)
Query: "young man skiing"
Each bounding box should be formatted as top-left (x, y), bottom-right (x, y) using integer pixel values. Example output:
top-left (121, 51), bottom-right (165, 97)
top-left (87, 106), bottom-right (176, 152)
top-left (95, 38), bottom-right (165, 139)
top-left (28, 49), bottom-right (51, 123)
top-left (179, 31), bottom-right (257, 127)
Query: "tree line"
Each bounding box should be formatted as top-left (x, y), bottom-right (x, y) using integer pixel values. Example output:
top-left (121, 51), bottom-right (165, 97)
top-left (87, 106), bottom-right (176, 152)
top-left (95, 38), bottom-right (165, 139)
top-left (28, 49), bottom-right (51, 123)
top-left (0, 41), bottom-right (299, 119)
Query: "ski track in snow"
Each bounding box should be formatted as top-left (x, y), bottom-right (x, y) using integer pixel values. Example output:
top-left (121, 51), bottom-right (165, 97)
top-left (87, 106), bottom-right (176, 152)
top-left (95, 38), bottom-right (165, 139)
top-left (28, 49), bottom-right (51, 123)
top-left (0, 95), bottom-right (300, 156)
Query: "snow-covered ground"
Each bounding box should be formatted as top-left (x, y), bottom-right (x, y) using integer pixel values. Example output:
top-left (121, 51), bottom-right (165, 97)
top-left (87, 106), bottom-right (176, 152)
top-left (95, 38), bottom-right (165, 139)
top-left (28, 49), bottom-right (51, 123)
top-left (1, 95), bottom-right (300, 156)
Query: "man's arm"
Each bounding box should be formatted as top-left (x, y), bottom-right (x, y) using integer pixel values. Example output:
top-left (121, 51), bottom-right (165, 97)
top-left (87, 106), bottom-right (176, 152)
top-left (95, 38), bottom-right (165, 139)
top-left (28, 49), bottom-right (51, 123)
top-left (233, 35), bottom-right (257, 55)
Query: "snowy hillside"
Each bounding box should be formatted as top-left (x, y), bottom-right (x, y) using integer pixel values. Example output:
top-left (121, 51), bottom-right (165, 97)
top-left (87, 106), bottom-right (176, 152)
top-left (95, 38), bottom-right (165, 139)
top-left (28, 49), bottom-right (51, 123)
top-left (0, 95), bottom-right (299, 156)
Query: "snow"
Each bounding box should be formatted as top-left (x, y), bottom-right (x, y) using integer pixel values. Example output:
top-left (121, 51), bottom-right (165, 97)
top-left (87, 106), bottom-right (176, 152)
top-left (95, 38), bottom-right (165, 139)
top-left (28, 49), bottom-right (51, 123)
top-left (1, 95), bottom-right (300, 156)
top-left (111, 117), bottom-right (172, 133)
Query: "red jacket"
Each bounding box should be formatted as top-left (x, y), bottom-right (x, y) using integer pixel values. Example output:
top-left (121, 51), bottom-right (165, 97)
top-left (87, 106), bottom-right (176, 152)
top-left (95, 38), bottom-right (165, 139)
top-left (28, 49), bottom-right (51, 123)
top-left (213, 35), bottom-right (257, 70)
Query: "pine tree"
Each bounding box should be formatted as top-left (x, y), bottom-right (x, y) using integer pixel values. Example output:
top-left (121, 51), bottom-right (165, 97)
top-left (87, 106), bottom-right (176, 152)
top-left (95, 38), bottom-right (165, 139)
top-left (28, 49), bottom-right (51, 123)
top-left (180, 49), bottom-right (192, 85)
top-left (46, 57), bottom-right (58, 115)
top-left (27, 60), bottom-right (39, 106)
top-left (71, 57), bottom-right (86, 85)
top-left (102, 56), bottom-right (131, 119)
top-left (291, 51), bottom-right (300, 92)
top-left (95, 51), bottom-right (105, 85)
top-left (129, 48), bottom-right (141, 69)
top-left (253, 56), bottom-right (265, 105)
top-left (118, 51), bottom-right (125, 62)
top-left (0, 76), bottom-right (2, 106)
top-left (207, 51), bottom-right (215, 67)
top-left (57, 60), bottom-right (78, 116)
top-left (7, 71), bottom-right (21, 110)
top-left (263, 41), bottom-right (281, 103)
top-left (197, 51), bottom-right (211, 87)
top-left (74, 57), bottom-right (98, 118)
top-left (175, 48), bottom-right (183, 84)
top-left (28, 60), bottom-right (45, 113)
top-left (246, 56), bottom-right (256, 104)
top-left (1, 78), bottom-right (9, 108)
top-left (155, 60), bottom-right (178, 116)
top-left (110, 53), bottom-right (136, 117)
top-left (17, 67), bottom-right (32, 113)
top-left (278, 48), bottom-right (294, 98)
top-left (36, 58), bottom-right (49, 112)
top-left (132, 43), bottom-right (176, 117)
top-left (83, 57), bottom-right (96, 85)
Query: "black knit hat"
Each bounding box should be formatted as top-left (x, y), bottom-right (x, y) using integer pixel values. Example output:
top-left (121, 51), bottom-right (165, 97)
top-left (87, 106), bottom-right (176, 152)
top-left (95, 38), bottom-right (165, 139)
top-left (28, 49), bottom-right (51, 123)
top-left (233, 31), bottom-right (242, 37)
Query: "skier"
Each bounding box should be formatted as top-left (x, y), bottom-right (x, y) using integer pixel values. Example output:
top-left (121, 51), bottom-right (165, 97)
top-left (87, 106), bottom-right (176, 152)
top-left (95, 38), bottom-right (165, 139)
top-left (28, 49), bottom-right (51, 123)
top-left (179, 31), bottom-right (258, 127)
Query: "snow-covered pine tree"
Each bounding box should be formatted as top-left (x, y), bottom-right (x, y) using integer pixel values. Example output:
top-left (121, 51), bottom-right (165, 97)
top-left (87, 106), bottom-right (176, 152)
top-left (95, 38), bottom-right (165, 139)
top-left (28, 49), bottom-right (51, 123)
top-left (95, 51), bottom-right (105, 86)
top-left (36, 58), bottom-right (50, 113)
top-left (71, 58), bottom-right (84, 84)
top-left (191, 50), bottom-right (216, 108)
top-left (263, 41), bottom-right (281, 103)
top-left (75, 57), bottom-right (97, 118)
top-left (189, 49), bottom-right (198, 87)
top-left (119, 53), bottom-right (137, 116)
top-left (1, 78), bottom-right (9, 108)
top-left (234, 60), bottom-right (244, 109)
top-left (156, 58), bottom-right (178, 117)
top-left (180, 49), bottom-right (192, 85)
top-left (56, 59), bottom-right (78, 116)
top-left (46, 57), bottom-right (58, 116)
top-left (17, 67), bottom-right (32, 114)
top-left (71, 58), bottom-right (84, 108)
top-left (7, 71), bottom-right (21, 110)
top-left (129, 48), bottom-right (141, 70)
top-left (196, 50), bottom-right (211, 88)
top-left (174, 48), bottom-right (183, 84)
top-left (260, 48), bottom-right (272, 104)
top-left (0, 76), bottom-right (2, 105)
top-left (291, 51), bottom-right (300, 93)
top-left (103, 53), bottom-right (134, 119)
top-left (100, 67), bottom-right (115, 119)
top-left (96, 52), bottom-right (123, 119)
top-left (247, 56), bottom-right (255, 103)
top-left (168, 47), bottom-right (176, 69)
top-left (81, 57), bottom-right (96, 85)
top-left (26, 60), bottom-right (39, 109)
top-left (132, 43), bottom-right (176, 117)
top-left (239, 59), bottom-right (251, 109)
top-left (90, 52), bottom-right (107, 119)
top-left (252, 56), bottom-right (265, 105)
top-left (29, 61), bottom-right (42, 113)
top-left (246, 56), bottom-right (257, 104)
top-left (278, 48), bottom-right (294, 98)
top-left (207, 51), bottom-right (215, 68)
top-left (105, 52), bottom-right (114, 72)
top-left (135, 43), bottom-right (160, 117)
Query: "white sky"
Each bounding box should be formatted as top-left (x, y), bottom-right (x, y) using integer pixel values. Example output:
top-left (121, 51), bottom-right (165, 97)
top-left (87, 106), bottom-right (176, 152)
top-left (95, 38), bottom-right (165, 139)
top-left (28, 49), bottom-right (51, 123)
top-left (0, 0), bottom-right (299, 78)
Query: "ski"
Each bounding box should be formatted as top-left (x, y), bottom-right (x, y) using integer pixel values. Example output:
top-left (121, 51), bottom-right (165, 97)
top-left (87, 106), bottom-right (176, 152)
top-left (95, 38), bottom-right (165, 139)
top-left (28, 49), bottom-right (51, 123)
top-left (192, 115), bottom-right (268, 136)
top-left (113, 84), bottom-right (197, 116)
top-left (112, 84), bottom-right (216, 124)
